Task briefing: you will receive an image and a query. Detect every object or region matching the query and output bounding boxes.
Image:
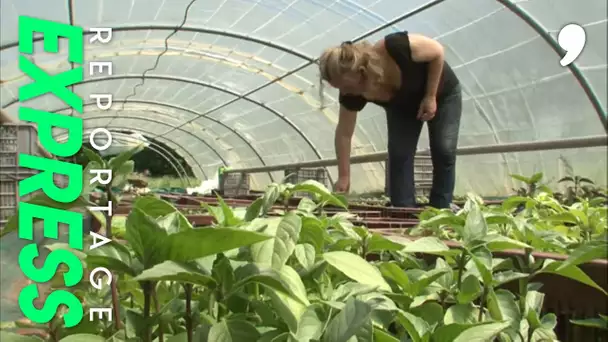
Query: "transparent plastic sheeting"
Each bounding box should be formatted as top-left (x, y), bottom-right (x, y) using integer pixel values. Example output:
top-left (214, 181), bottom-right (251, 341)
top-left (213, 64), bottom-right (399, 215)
top-left (1, 0), bottom-right (606, 195)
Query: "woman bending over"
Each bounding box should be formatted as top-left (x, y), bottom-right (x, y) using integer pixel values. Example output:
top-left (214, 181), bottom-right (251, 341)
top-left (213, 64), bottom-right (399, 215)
top-left (319, 31), bottom-right (462, 209)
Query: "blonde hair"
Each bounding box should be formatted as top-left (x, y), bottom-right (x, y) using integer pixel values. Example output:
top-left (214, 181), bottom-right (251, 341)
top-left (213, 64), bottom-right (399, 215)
top-left (317, 41), bottom-right (385, 107)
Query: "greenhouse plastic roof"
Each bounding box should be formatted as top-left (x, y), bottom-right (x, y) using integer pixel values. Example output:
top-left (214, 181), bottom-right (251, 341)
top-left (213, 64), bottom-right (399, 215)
top-left (1, 0), bottom-right (607, 195)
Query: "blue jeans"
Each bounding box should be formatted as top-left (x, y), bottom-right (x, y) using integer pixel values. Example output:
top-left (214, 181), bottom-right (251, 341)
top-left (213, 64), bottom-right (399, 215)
top-left (386, 85), bottom-right (462, 209)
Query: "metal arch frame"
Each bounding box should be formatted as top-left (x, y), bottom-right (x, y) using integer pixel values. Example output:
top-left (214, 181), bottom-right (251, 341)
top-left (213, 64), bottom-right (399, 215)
top-left (108, 136), bottom-right (190, 186)
top-left (89, 135), bottom-right (192, 187)
top-left (65, 74), bottom-right (324, 179)
top-left (495, 0), bottom-right (607, 133)
top-left (0, 25), bottom-right (314, 62)
top-left (83, 123), bottom-right (209, 180)
top-left (1, 69), bottom-right (327, 175)
top-left (159, 1), bottom-right (447, 133)
top-left (47, 104), bottom-right (228, 174)
top-left (2, 24), bottom-right (379, 176)
top-left (53, 130), bottom-right (193, 186)
top-left (62, 123), bottom-right (210, 180)
top-left (47, 99), bottom-right (276, 182)
top-left (3, 32), bottom-right (380, 162)
top-left (1, 75), bottom-right (273, 176)
top-left (149, 0), bottom-right (605, 140)
top-left (103, 126), bottom-right (210, 181)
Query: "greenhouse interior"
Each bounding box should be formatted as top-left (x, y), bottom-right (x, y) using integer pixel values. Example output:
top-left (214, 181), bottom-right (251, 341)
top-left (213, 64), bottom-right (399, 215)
top-left (0, 0), bottom-right (607, 341)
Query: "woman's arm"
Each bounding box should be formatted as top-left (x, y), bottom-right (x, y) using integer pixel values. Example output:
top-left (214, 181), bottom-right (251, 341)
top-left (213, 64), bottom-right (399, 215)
top-left (335, 105), bottom-right (358, 180)
top-left (408, 34), bottom-right (445, 99)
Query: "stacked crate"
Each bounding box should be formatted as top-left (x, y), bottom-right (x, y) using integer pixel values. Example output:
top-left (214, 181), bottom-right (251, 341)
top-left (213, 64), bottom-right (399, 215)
top-left (414, 155), bottom-right (433, 197)
top-left (220, 172), bottom-right (250, 197)
top-left (0, 123), bottom-right (67, 228)
top-left (284, 168), bottom-right (329, 198)
top-left (384, 155), bottom-right (433, 198)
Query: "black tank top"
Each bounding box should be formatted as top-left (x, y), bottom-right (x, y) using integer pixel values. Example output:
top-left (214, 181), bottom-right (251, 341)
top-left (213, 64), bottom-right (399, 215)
top-left (339, 31), bottom-right (460, 112)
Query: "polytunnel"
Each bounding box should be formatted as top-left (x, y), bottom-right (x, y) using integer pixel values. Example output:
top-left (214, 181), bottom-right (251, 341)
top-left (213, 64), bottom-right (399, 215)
top-left (1, 0), bottom-right (606, 196)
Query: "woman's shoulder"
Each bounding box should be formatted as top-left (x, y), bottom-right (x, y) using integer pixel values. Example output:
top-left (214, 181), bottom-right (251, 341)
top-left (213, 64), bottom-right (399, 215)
top-left (383, 31), bottom-right (410, 47)
top-left (380, 31), bottom-right (413, 62)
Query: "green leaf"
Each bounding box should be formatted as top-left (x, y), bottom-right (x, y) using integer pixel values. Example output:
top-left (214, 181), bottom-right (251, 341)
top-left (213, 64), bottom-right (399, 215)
top-left (538, 260), bottom-right (607, 295)
top-left (82, 146), bottom-right (105, 166)
top-left (373, 328), bottom-right (400, 341)
top-left (570, 317), bottom-right (608, 330)
top-left (366, 234), bottom-right (404, 253)
top-left (297, 197), bottom-right (318, 214)
top-left (529, 172), bottom-right (543, 184)
top-left (492, 270), bottom-right (529, 287)
top-left (133, 195), bottom-right (193, 231)
top-left (87, 240), bottom-right (136, 276)
top-left (267, 267), bottom-right (309, 333)
top-left (208, 319), bottom-right (261, 342)
top-left (463, 201), bottom-right (487, 244)
top-left (501, 196), bottom-right (530, 212)
top-left (457, 275), bottom-right (481, 304)
top-left (330, 282), bottom-right (380, 302)
top-left (419, 211), bottom-right (465, 228)
top-left (396, 310), bottom-right (429, 342)
top-left (294, 243), bottom-right (316, 270)
top-left (291, 180), bottom-right (347, 209)
top-left (165, 333), bottom-right (188, 342)
top-left (132, 260), bottom-right (216, 287)
top-left (401, 237), bottom-right (456, 256)
top-left (125, 207), bottom-right (176, 266)
top-left (245, 198), bottom-right (264, 221)
top-left (323, 251), bottom-right (391, 292)
top-left (483, 235), bottom-right (532, 252)
top-left (557, 242), bottom-right (608, 270)
top-left (203, 203), bottom-right (225, 225)
top-left (250, 213), bottom-right (302, 270)
top-left (483, 212), bottom-right (513, 226)
top-left (379, 262), bottom-right (411, 293)
top-left (0, 331), bottom-right (44, 341)
top-left (259, 330), bottom-right (288, 342)
top-left (126, 207), bottom-right (272, 266)
top-left (468, 246), bottom-right (493, 286)
top-left (409, 301), bottom-right (444, 328)
top-left (546, 212), bottom-right (578, 225)
top-left (486, 289), bottom-right (520, 332)
top-left (262, 183), bottom-right (281, 214)
top-left (293, 306), bottom-right (324, 341)
top-left (82, 160), bottom-right (104, 195)
top-left (276, 265), bottom-right (310, 305)
top-left (410, 268), bottom-right (449, 297)
top-left (323, 297), bottom-right (374, 342)
top-left (329, 214), bottom-right (361, 241)
top-left (230, 263), bottom-right (301, 301)
top-left (59, 334), bottom-right (106, 342)
top-left (444, 303), bottom-right (479, 325)
top-left (433, 321), bottom-right (511, 342)
top-left (155, 212), bottom-right (184, 235)
top-left (531, 317), bottom-right (558, 342)
top-left (163, 227), bottom-right (273, 263)
top-left (299, 216), bottom-right (326, 252)
top-left (108, 144), bottom-right (144, 171)
top-left (112, 160), bottom-right (135, 188)
top-left (215, 195), bottom-right (242, 226)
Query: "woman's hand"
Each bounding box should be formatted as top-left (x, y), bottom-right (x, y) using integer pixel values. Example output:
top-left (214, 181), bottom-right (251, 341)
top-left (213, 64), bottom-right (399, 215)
top-left (417, 95), bottom-right (437, 121)
top-left (334, 176), bottom-right (350, 193)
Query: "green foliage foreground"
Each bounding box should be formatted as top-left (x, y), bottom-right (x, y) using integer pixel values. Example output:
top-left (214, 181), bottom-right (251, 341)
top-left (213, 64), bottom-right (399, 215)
top-left (1, 146), bottom-right (607, 342)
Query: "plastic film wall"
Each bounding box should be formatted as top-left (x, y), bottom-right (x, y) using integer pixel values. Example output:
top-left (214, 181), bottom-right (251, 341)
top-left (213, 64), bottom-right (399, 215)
top-left (1, 0), bottom-right (606, 195)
